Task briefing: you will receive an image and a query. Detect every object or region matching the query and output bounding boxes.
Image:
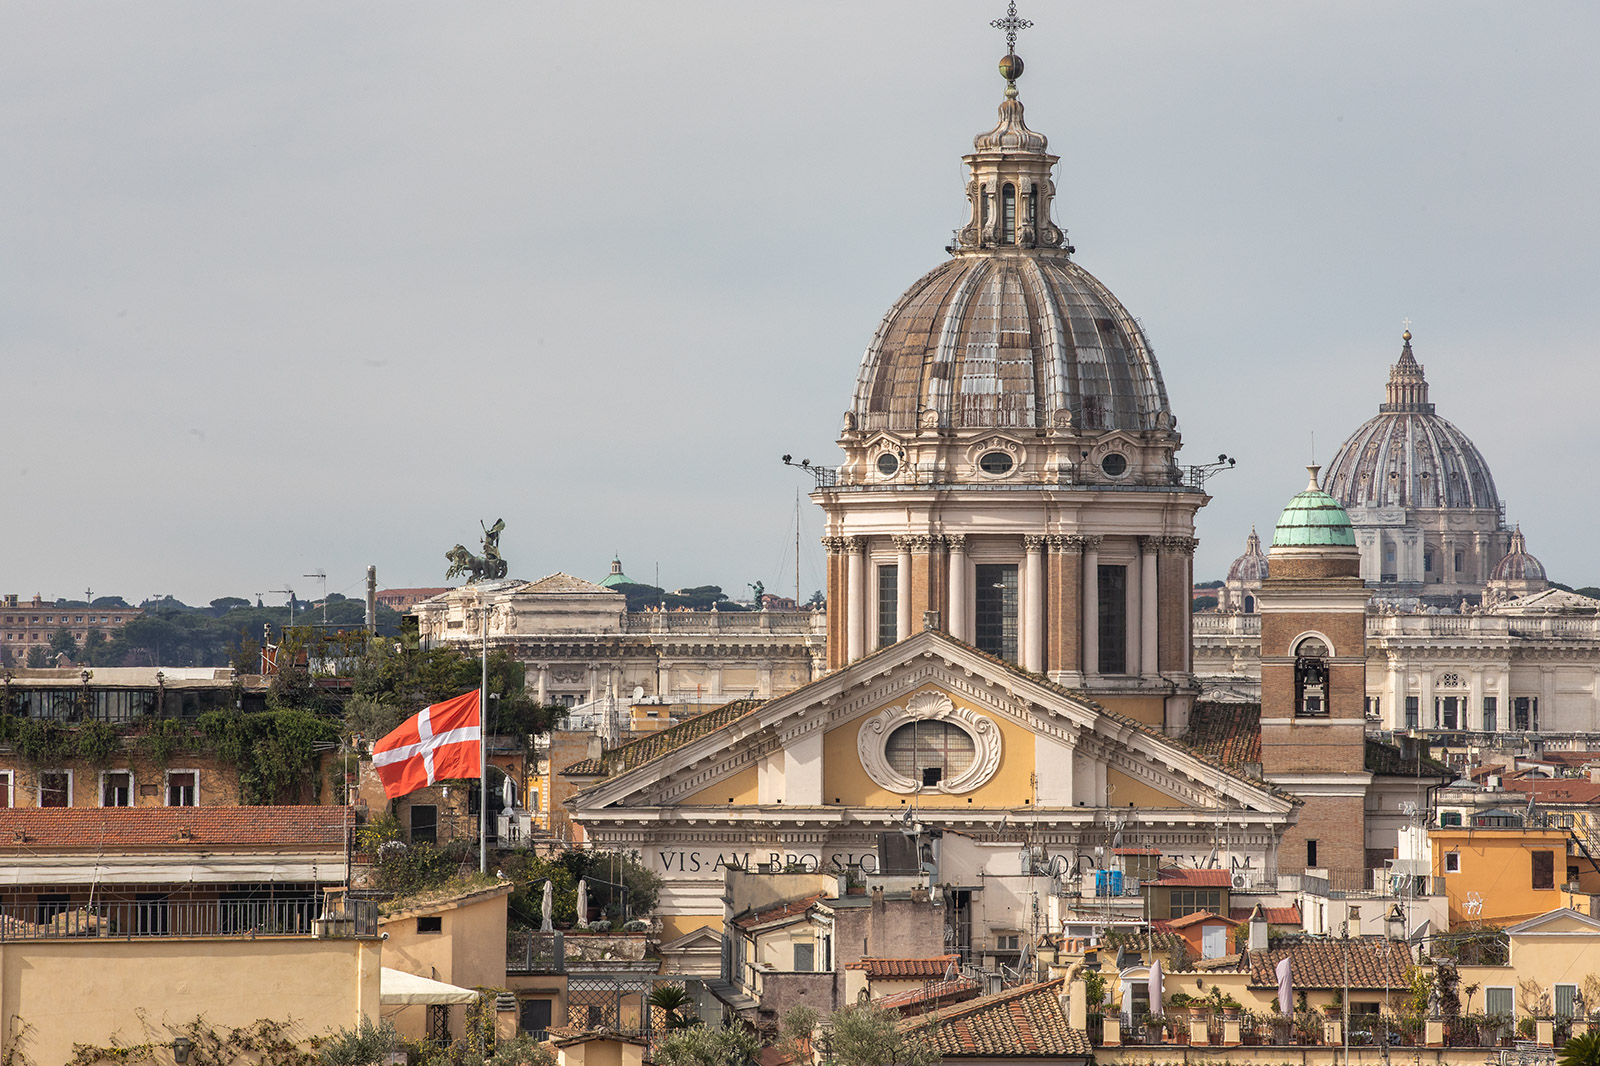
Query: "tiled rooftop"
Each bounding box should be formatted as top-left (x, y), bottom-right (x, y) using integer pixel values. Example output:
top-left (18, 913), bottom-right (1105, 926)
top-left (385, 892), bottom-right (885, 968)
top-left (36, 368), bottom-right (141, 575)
top-left (1154, 868), bottom-right (1232, 888)
top-left (1230, 905), bottom-right (1301, 925)
top-left (845, 955), bottom-right (961, 978)
top-left (902, 978), bottom-right (1091, 1057)
top-left (563, 698), bottom-right (765, 780)
top-left (1183, 702), bottom-right (1261, 766)
top-left (1246, 938), bottom-right (1413, 989)
top-left (733, 893), bottom-right (828, 930)
top-left (0, 806), bottom-right (349, 849)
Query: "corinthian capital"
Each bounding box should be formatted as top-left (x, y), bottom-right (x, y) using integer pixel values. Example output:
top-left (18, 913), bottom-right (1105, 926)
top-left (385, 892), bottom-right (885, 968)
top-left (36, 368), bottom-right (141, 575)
top-left (1023, 535), bottom-right (1048, 552)
top-left (1158, 535), bottom-right (1198, 556)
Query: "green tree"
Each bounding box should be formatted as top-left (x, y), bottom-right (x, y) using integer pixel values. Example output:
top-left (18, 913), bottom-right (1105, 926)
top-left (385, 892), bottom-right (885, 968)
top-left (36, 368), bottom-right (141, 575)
top-left (25, 646), bottom-right (48, 668)
top-left (318, 1015), bottom-right (401, 1066)
top-left (48, 627), bottom-right (78, 660)
top-left (1560, 1031), bottom-right (1600, 1066)
top-left (487, 1034), bottom-right (558, 1066)
top-left (828, 1003), bottom-right (941, 1066)
top-left (654, 1024), bottom-right (759, 1066)
top-left (648, 984), bottom-right (702, 1030)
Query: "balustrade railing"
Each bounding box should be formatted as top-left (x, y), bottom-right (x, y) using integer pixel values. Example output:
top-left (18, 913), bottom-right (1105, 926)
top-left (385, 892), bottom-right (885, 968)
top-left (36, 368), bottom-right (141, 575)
top-left (0, 896), bottom-right (375, 940)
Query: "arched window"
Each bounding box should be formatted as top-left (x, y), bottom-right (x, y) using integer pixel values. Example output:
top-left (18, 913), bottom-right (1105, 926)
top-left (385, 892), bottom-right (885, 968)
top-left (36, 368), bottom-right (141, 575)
top-left (1028, 183), bottom-right (1037, 230)
top-left (1243, 594), bottom-right (1255, 614)
top-left (980, 184), bottom-right (989, 228)
top-left (1294, 636), bottom-right (1330, 717)
top-left (1002, 184), bottom-right (1016, 244)
top-left (886, 720), bottom-right (976, 788)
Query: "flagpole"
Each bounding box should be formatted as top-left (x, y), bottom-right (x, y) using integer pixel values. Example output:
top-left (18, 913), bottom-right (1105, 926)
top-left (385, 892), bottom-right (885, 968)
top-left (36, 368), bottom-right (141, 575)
top-left (480, 600), bottom-right (489, 876)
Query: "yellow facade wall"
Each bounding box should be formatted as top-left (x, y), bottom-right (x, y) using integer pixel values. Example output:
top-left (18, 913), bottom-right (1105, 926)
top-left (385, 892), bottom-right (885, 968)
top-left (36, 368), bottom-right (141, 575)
top-left (683, 766), bottom-right (758, 806)
top-left (1430, 830), bottom-right (1594, 928)
top-left (822, 686), bottom-right (1036, 808)
top-left (1106, 768), bottom-right (1195, 808)
top-left (1097, 695), bottom-right (1166, 729)
top-left (0, 936), bottom-right (379, 1065)
top-left (658, 914), bottom-right (720, 942)
top-left (381, 886), bottom-right (509, 1042)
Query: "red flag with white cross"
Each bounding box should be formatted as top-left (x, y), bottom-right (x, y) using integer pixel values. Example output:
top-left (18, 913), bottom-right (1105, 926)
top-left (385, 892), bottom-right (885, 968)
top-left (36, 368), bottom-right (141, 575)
top-left (371, 691), bottom-right (481, 799)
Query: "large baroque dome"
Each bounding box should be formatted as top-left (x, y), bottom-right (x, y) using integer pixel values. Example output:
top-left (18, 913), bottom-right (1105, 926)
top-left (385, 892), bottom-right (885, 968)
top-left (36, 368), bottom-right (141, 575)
top-left (1324, 332), bottom-right (1500, 512)
top-left (1320, 330), bottom-right (1510, 603)
top-left (851, 253), bottom-right (1170, 434)
top-left (838, 64), bottom-right (1182, 487)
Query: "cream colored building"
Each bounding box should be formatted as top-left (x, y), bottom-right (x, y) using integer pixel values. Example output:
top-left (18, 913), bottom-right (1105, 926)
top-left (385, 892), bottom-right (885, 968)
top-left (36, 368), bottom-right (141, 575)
top-left (379, 883), bottom-right (512, 1044)
top-left (565, 628), bottom-right (1298, 952)
top-left (412, 574), bottom-right (824, 716)
top-left (1194, 584), bottom-right (1600, 739)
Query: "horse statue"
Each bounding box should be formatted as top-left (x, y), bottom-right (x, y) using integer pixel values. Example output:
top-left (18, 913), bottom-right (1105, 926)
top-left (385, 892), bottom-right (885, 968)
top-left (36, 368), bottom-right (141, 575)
top-left (445, 518), bottom-right (509, 582)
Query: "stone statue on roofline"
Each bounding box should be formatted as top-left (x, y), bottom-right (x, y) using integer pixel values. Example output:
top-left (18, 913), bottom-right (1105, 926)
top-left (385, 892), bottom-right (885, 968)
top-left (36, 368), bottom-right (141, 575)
top-left (445, 518), bottom-right (509, 583)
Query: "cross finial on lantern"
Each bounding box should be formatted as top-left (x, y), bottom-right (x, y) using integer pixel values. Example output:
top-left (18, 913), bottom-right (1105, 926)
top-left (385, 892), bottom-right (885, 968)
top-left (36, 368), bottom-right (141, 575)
top-left (991, 1), bottom-right (1032, 56)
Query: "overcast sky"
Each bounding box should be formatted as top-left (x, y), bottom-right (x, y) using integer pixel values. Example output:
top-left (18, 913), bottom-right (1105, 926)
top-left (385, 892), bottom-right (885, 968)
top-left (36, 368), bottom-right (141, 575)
top-left (3, 2), bottom-right (1597, 608)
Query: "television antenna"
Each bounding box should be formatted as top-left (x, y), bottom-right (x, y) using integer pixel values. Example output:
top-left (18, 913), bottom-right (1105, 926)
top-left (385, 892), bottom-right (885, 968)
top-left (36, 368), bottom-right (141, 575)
top-left (304, 570), bottom-right (327, 626)
top-left (1464, 893), bottom-right (1484, 918)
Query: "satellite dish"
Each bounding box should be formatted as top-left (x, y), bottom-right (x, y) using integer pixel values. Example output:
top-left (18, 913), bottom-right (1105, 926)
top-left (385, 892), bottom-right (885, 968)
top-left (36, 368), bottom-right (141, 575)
top-left (633, 686), bottom-right (645, 701)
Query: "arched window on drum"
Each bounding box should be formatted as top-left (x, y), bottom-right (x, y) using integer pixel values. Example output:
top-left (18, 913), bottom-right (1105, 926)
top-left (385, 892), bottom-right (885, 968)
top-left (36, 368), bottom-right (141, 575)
top-left (1295, 636), bottom-right (1330, 717)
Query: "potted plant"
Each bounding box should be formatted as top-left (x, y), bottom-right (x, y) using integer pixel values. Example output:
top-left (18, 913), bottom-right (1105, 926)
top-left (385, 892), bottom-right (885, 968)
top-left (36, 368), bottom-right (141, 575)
top-left (1323, 991), bottom-right (1345, 1018)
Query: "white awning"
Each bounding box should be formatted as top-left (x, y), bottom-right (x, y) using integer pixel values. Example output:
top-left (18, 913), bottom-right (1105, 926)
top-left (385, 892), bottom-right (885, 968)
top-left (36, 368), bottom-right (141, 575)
top-left (380, 968), bottom-right (479, 1005)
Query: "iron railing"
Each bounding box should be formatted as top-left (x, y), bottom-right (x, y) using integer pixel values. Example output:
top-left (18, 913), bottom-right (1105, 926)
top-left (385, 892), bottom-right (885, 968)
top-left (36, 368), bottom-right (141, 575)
top-left (0, 896), bottom-right (376, 940)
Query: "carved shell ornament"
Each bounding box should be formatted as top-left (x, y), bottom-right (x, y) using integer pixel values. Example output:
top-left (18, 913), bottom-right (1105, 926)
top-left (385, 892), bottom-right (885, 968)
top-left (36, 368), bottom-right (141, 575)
top-left (856, 691), bottom-right (1004, 795)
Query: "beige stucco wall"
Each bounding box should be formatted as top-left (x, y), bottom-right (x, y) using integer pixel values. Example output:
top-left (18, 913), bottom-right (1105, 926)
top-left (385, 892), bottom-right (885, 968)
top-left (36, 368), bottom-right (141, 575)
top-left (380, 886), bottom-right (510, 1042)
top-left (0, 936), bottom-right (379, 1065)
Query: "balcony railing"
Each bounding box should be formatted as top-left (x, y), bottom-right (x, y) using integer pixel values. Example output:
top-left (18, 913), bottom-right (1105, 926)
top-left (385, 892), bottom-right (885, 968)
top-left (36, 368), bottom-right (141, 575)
top-left (0, 896), bottom-right (377, 940)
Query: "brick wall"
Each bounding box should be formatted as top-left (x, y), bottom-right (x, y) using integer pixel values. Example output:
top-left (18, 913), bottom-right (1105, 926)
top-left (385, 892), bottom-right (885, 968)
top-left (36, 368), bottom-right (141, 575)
top-left (1278, 794), bottom-right (1367, 879)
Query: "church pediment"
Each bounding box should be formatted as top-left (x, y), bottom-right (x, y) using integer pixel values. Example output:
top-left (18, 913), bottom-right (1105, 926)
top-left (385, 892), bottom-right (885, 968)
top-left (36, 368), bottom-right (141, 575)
top-left (568, 632), bottom-right (1291, 819)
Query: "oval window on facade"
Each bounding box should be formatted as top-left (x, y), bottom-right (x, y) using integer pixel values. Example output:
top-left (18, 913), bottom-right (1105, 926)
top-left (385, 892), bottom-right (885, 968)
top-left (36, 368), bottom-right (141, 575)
top-left (876, 452), bottom-right (899, 476)
top-left (1101, 453), bottom-right (1128, 477)
top-left (886, 720), bottom-right (976, 783)
top-left (979, 451), bottom-right (1014, 475)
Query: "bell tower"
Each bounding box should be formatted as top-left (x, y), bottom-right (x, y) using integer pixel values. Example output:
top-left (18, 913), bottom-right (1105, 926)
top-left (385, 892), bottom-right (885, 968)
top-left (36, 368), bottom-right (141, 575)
top-left (1258, 466), bottom-right (1372, 881)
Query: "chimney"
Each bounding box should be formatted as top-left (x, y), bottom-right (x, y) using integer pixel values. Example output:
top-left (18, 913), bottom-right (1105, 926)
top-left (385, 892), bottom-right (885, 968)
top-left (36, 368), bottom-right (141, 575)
top-left (1067, 978), bottom-right (1088, 1032)
top-left (1248, 903), bottom-right (1269, 953)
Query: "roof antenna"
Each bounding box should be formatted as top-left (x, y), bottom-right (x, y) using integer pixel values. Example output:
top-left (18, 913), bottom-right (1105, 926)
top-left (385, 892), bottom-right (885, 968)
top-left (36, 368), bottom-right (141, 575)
top-left (1310, 431), bottom-right (1316, 467)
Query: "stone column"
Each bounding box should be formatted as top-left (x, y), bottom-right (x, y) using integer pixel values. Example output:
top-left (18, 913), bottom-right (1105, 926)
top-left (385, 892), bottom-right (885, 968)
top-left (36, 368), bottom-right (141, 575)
top-left (1157, 537), bottom-right (1197, 673)
top-left (1023, 535), bottom-right (1046, 673)
top-left (1082, 537), bottom-right (1102, 679)
top-left (846, 537), bottom-right (866, 662)
top-left (536, 665), bottom-right (549, 706)
top-left (947, 535), bottom-right (968, 642)
top-left (894, 536), bottom-right (914, 642)
top-left (1139, 538), bottom-right (1159, 676)
top-left (823, 536), bottom-right (848, 669)
top-left (1048, 536), bottom-right (1084, 678)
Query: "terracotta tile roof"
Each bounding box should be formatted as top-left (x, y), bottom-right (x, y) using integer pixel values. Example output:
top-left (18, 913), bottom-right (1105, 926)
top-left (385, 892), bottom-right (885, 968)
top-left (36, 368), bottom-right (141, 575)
top-left (1166, 911), bottom-right (1240, 930)
top-left (1154, 868), bottom-right (1232, 888)
top-left (1183, 702), bottom-right (1261, 766)
top-left (733, 892), bottom-right (827, 930)
top-left (1247, 938), bottom-right (1413, 990)
top-left (0, 806), bottom-right (349, 850)
top-left (1231, 906), bottom-right (1301, 925)
top-left (845, 955), bottom-right (961, 978)
top-left (878, 977), bottom-right (981, 1012)
top-left (903, 978), bottom-right (1090, 1058)
top-left (563, 699), bottom-right (764, 780)
top-left (1504, 779), bottom-right (1600, 805)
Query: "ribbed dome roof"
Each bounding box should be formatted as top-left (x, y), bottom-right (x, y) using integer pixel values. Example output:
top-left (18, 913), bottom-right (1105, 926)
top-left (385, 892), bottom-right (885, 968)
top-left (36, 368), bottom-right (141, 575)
top-left (1226, 528), bottom-right (1269, 583)
top-left (1273, 467), bottom-right (1357, 549)
top-left (851, 254), bottom-right (1170, 433)
top-left (1324, 333), bottom-right (1500, 512)
top-left (1491, 527), bottom-right (1546, 582)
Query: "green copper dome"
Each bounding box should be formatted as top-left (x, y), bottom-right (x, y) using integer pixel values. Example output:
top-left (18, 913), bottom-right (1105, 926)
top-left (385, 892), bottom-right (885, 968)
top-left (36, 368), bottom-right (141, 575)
top-left (1272, 466), bottom-right (1357, 548)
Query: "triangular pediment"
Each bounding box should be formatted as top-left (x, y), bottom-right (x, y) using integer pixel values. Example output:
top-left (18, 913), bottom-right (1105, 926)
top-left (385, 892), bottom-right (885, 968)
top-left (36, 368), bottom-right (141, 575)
top-left (1506, 908), bottom-right (1600, 936)
top-left (569, 632), bottom-right (1291, 821)
top-left (518, 572), bottom-right (620, 596)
